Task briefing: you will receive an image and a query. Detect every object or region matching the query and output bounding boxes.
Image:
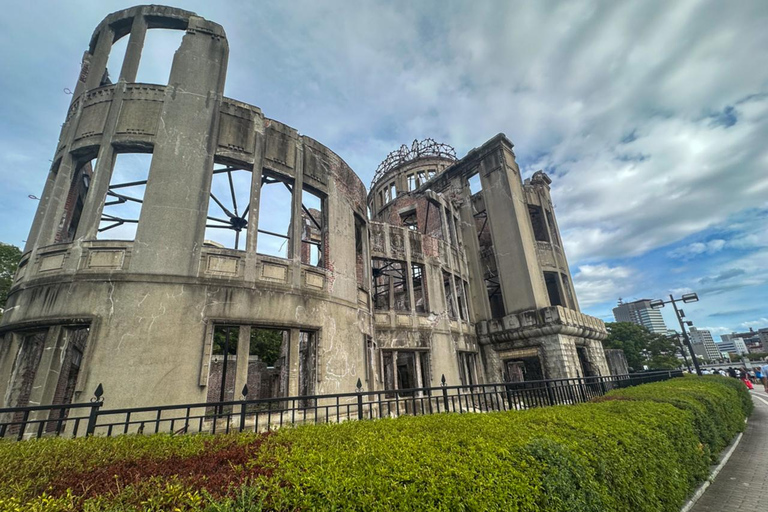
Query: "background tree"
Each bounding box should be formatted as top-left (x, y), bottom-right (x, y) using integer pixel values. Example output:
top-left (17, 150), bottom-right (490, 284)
top-left (604, 322), bottom-right (681, 371)
top-left (0, 242), bottom-right (22, 314)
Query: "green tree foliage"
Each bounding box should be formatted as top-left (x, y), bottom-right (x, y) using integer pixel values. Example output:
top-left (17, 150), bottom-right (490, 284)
top-left (604, 322), bottom-right (681, 371)
top-left (0, 242), bottom-right (22, 312)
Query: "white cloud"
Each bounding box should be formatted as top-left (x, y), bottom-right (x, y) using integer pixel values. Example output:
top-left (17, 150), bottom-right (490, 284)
top-left (572, 264), bottom-right (636, 308)
top-left (741, 318), bottom-right (768, 329)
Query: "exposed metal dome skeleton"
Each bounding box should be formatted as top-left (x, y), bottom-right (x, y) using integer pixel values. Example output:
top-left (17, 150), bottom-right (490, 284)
top-left (371, 138), bottom-right (457, 188)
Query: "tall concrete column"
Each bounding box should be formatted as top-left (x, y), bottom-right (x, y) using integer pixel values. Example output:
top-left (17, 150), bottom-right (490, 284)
top-left (130, 18), bottom-right (228, 275)
top-left (84, 27), bottom-right (114, 90)
top-left (290, 143), bottom-right (304, 285)
top-left (478, 148), bottom-right (548, 313)
top-left (118, 15), bottom-right (148, 83)
top-left (244, 129), bottom-right (266, 283)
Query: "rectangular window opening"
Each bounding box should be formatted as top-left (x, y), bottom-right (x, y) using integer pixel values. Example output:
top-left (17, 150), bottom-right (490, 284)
top-left (443, 270), bottom-right (457, 319)
top-left (372, 258), bottom-right (409, 311)
top-left (458, 352), bottom-right (477, 387)
top-left (134, 28), bottom-right (185, 85)
top-left (544, 271), bottom-right (564, 307)
top-left (301, 187), bottom-right (324, 267)
top-left (560, 273), bottom-right (574, 308)
top-left (58, 157), bottom-right (96, 243)
top-left (412, 263), bottom-right (427, 313)
top-left (205, 164), bottom-right (252, 250)
top-left (468, 173), bottom-right (482, 196)
top-left (382, 350), bottom-right (429, 397)
top-left (256, 172), bottom-right (293, 259)
top-left (529, 205), bottom-right (550, 243)
top-left (400, 210), bottom-right (418, 231)
top-left (102, 35), bottom-right (128, 85)
top-left (546, 209), bottom-right (560, 245)
top-left (389, 182), bottom-right (397, 201)
top-left (97, 153), bottom-right (152, 240)
top-left (355, 216), bottom-right (365, 286)
top-left (407, 174), bottom-right (416, 191)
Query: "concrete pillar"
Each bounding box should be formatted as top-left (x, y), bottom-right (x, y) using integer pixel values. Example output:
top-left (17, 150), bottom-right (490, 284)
top-left (244, 130), bottom-right (266, 282)
top-left (85, 26), bottom-right (114, 90)
top-left (130, 19), bottom-right (228, 275)
top-left (288, 328), bottom-right (301, 396)
top-left (457, 185), bottom-right (491, 319)
top-left (478, 149), bottom-right (548, 313)
top-left (118, 15), bottom-right (148, 83)
top-left (234, 325), bottom-right (251, 400)
top-left (290, 143), bottom-right (304, 285)
top-left (0, 333), bottom-right (21, 407)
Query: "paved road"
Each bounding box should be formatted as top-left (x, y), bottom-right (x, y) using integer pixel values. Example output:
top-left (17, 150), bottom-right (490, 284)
top-left (690, 387), bottom-right (768, 512)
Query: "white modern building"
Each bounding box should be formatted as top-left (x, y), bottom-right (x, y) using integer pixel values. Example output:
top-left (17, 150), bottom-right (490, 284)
top-left (612, 299), bottom-right (668, 335)
top-left (689, 327), bottom-right (721, 361)
top-left (717, 336), bottom-right (748, 356)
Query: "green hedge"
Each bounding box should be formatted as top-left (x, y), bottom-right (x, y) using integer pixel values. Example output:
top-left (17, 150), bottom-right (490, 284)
top-left (0, 376), bottom-right (751, 512)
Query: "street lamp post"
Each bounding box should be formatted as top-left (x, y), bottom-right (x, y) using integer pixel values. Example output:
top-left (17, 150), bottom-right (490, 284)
top-left (650, 293), bottom-right (702, 376)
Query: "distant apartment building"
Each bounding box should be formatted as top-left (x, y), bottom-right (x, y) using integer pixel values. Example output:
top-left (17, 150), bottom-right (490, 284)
top-left (718, 335), bottom-right (749, 356)
top-left (612, 299), bottom-right (668, 335)
top-left (689, 327), bottom-right (721, 360)
top-left (722, 328), bottom-right (767, 353)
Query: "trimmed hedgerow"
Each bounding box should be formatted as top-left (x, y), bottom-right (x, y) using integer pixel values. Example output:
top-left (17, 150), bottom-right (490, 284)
top-left (0, 376), bottom-right (751, 512)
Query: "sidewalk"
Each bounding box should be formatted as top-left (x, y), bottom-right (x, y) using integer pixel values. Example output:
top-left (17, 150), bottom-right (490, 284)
top-left (690, 388), bottom-right (768, 511)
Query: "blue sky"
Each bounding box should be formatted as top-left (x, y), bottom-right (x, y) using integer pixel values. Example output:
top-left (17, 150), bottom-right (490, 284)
top-left (0, 1), bottom-right (766, 336)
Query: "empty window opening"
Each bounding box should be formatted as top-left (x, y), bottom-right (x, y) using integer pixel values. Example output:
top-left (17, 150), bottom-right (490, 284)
top-left (58, 157), bottom-right (96, 243)
top-left (443, 271), bottom-right (457, 319)
top-left (389, 182), bottom-right (397, 201)
top-left (458, 352), bottom-right (478, 386)
top-left (457, 279), bottom-right (469, 321)
top-left (400, 210), bottom-right (418, 231)
top-left (372, 258), bottom-right (409, 311)
top-left (423, 199), bottom-right (444, 239)
top-left (544, 271), bottom-right (564, 307)
top-left (447, 210), bottom-right (458, 246)
top-left (256, 173), bottom-right (293, 258)
top-left (98, 153), bottom-right (151, 240)
top-left (207, 326), bottom-right (239, 410)
top-left (504, 356), bottom-right (544, 383)
top-left (546, 209), bottom-right (560, 245)
top-left (205, 165), bottom-right (252, 250)
top-left (383, 350), bottom-right (430, 396)
top-left (248, 327), bottom-right (290, 401)
top-left (468, 173), bottom-right (482, 196)
top-left (473, 193), bottom-right (505, 319)
top-left (417, 170), bottom-right (427, 187)
top-left (102, 34), bottom-right (128, 85)
top-left (8, 331), bottom-right (46, 434)
top-left (301, 187), bottom-right (324, 267)
top-left (577, 346), bottom-right (596, 377)
top-left (134, 29), bottom-right (185, 85)
top-left (427, 169), bottom-right (436, 180)
top-left (412, 263), bottom-right (427, 313)
top-left (354, 216), bottom-right (365, 286)
top-left (407, 174), bottom-right (416, 191)
top-left (529, 205), bottom-right (549, 243)
top-left (46, 327), bottom-right (89, 432)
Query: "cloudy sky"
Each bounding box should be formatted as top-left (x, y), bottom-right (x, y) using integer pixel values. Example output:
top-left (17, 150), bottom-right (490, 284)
top-left (1, 1), bottom-right (766, 336)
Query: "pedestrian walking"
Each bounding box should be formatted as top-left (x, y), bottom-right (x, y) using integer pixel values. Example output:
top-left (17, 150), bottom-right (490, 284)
top-left (761, 358), bottom-right (768, 393)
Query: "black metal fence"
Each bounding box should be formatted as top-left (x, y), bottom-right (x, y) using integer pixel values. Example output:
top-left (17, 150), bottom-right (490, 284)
top-left (0, 371), bottom-right (682, 441)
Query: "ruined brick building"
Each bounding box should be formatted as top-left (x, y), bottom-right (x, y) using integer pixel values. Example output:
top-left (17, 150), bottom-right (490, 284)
top-left (0, 6), bottom-right (610, 412)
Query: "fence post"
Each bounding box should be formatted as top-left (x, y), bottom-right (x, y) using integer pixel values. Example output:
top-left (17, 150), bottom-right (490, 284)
top-left (441, 375), bottom-right (450, 412)
top-left (86, 384), bottom-right (104, 437)
top-left (546, 380), bottom-right (555, 405)
top-left (239, 384), bottom-right (249, 432)
top-left (505, 383), bottom-right (514, 410)
top-left (356, 379), bottom-right (364, 420)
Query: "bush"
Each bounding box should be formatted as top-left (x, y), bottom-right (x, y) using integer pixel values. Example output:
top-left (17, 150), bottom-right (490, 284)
top-left (0, 376), bottom-right (750, 512)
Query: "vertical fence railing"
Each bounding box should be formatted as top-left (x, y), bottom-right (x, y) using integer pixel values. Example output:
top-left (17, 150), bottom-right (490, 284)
top-left (0, 370), bottom-right (683, 441)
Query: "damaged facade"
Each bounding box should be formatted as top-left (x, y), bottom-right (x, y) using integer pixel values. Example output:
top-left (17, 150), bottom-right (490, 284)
top-left (0, 6), bottom-right (610, 414)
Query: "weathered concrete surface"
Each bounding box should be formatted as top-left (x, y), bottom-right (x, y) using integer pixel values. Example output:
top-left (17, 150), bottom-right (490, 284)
top-left (1, 5), bottom-right (611, 414)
